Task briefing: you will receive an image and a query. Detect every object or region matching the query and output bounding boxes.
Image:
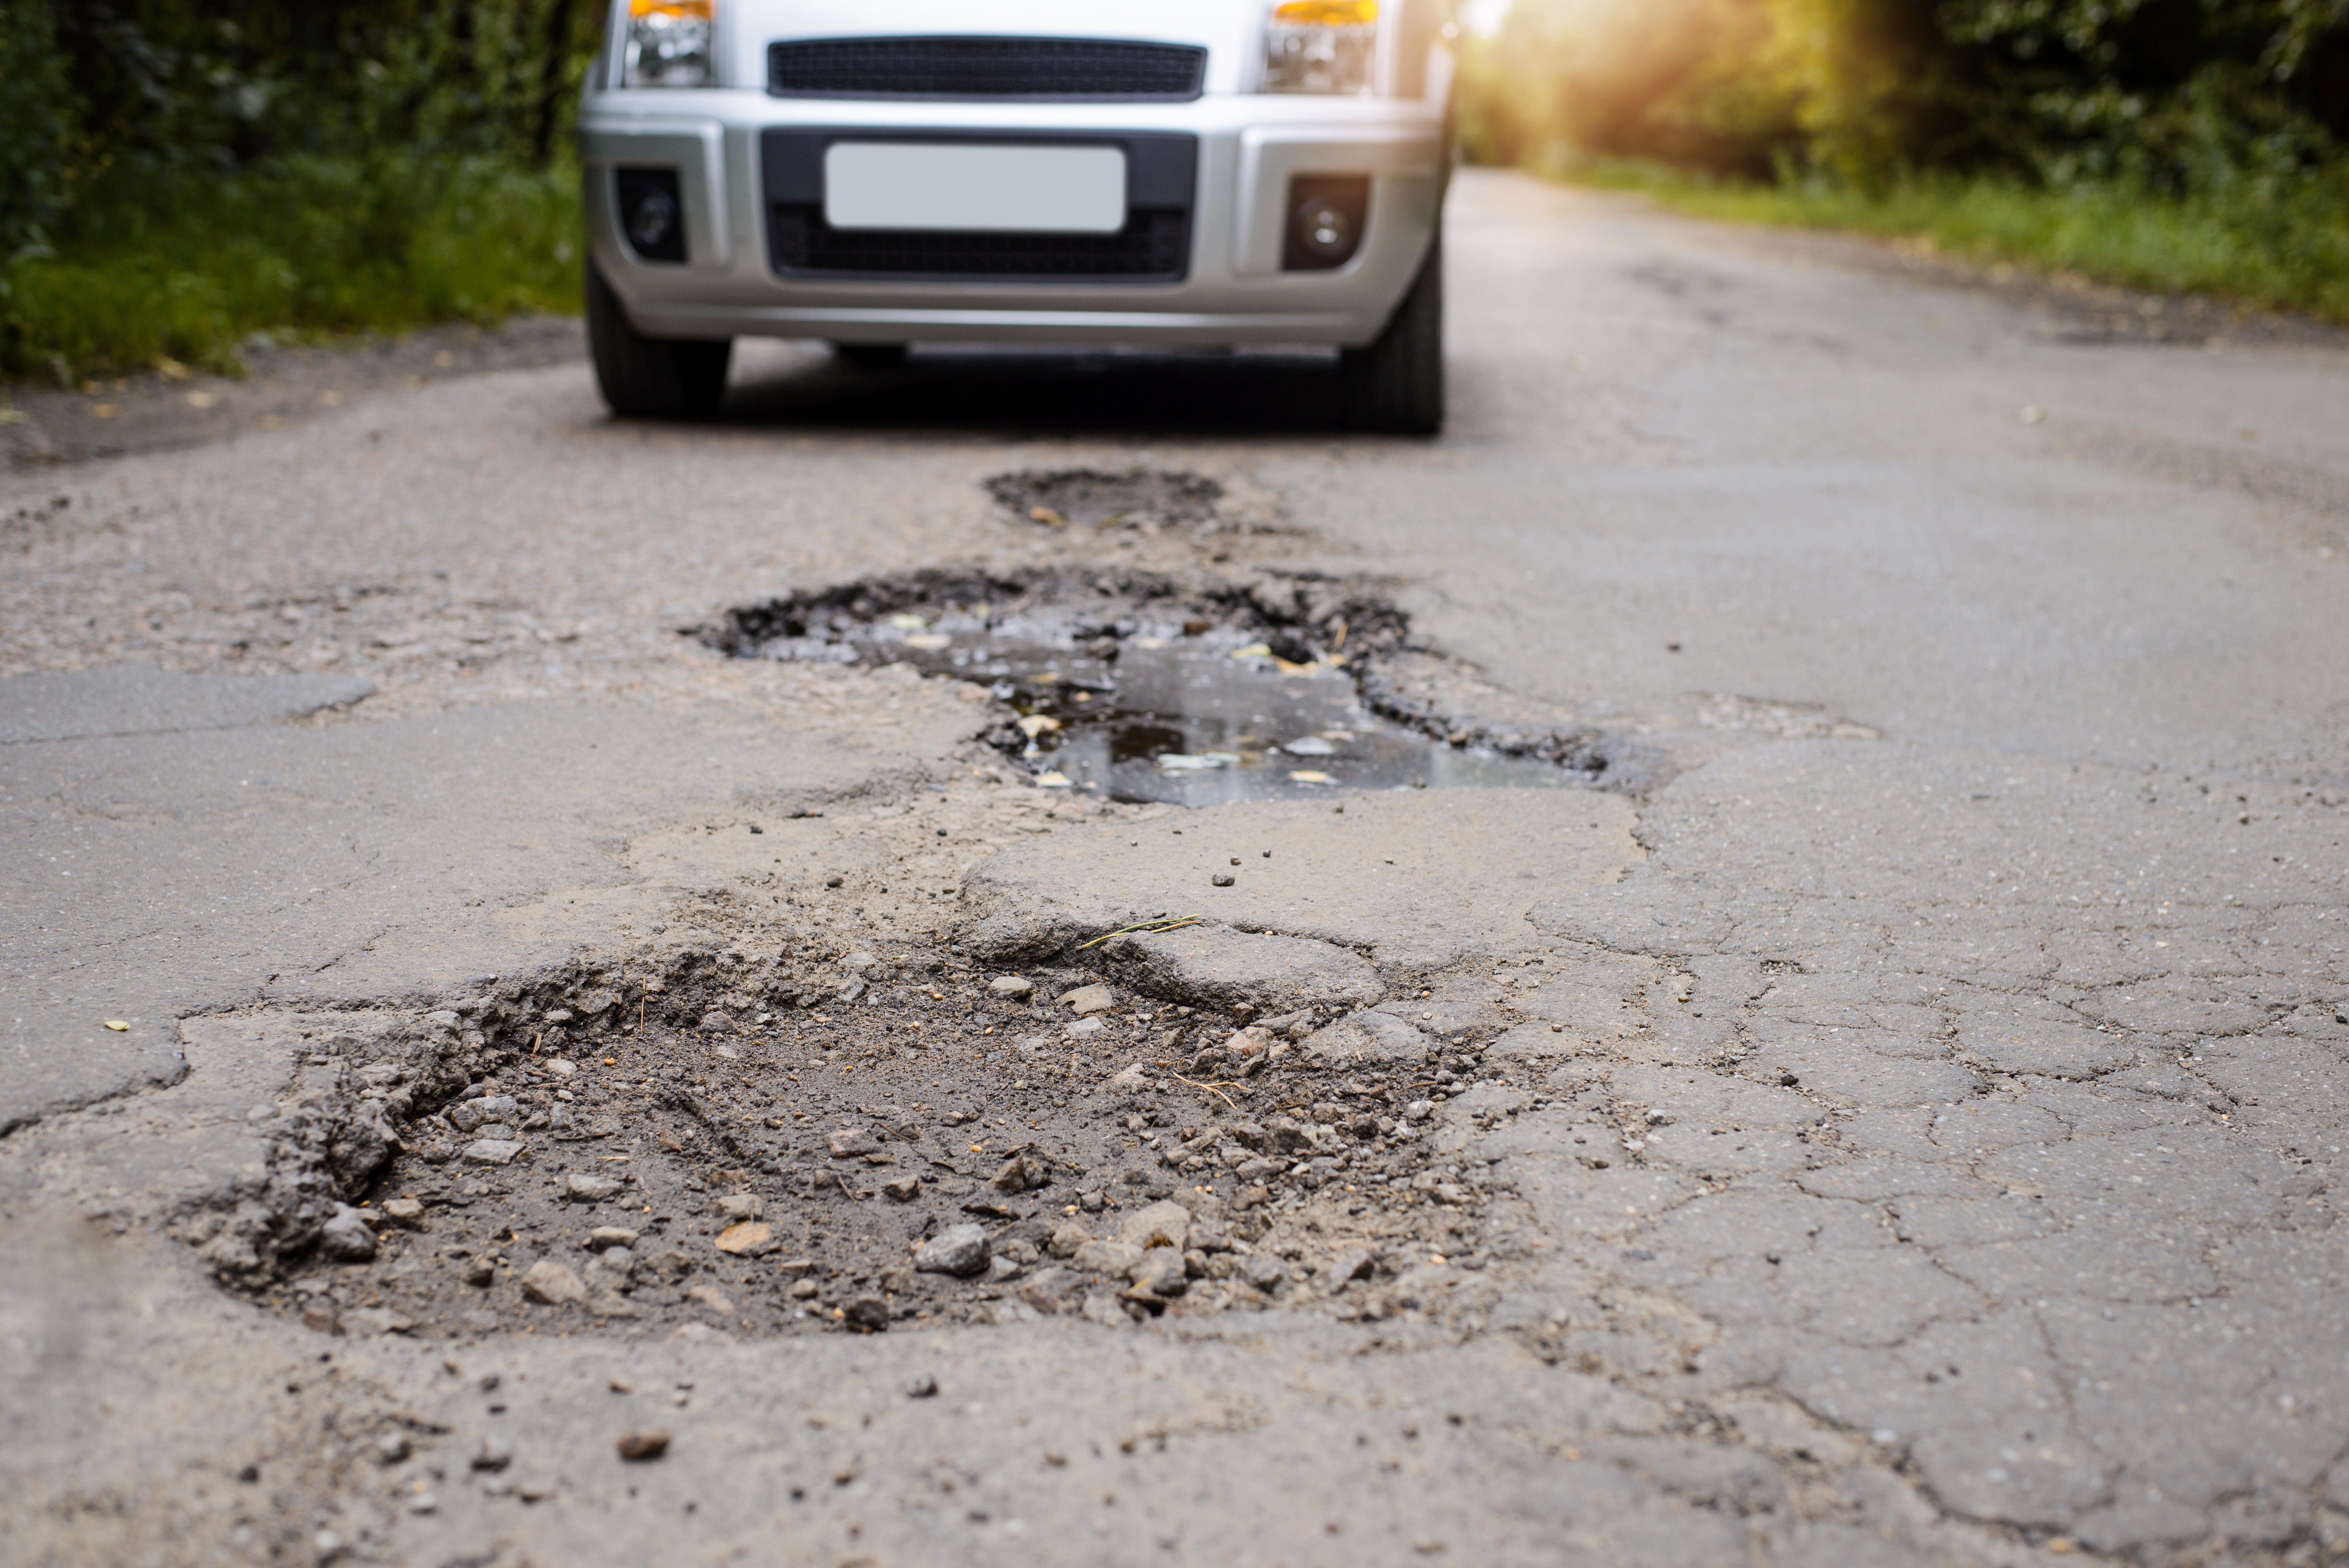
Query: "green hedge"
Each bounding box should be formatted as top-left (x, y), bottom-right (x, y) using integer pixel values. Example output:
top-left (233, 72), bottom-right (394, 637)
top-left (1, 157), bottom-right (583, 382)
top-left (1568, 158), bottom-right (2349, 323)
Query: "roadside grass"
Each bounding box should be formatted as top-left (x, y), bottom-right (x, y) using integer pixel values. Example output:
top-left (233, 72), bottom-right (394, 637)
top-left (0, 155), bottom-right (583, 386)
top-left (1554, 157), bottom-right (2349, 324)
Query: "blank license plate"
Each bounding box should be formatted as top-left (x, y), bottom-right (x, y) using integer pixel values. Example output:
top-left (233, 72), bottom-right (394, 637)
top-left (823, 142), bottom-right (1127, 234)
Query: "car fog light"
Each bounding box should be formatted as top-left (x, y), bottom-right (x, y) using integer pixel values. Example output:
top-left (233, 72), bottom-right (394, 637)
top-left (1283, 175), bottom-right (1369, 271)
top-left (616, 167), bottom-right (688, 263)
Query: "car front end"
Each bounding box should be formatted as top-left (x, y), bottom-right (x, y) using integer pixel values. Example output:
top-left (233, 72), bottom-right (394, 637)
top-left (577, 0), bottom-right (1454, 428)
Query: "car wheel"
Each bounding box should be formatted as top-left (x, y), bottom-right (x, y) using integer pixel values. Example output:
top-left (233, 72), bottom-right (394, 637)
top-left (1338, 235), bottom-right (1444, 435)
top-left (831, 342), bottom-right (909, 369)
top-left (586, 264), bottom-right (732, 419)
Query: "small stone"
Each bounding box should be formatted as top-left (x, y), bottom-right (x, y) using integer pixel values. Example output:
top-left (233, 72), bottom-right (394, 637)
top-left (319, 1205), bottom-right (377, 1262)
top-left (471, 1436), bottom-right (513, 1472)
top-left (789, 1278), bottom-right (822, 1299)
top-left (520, 1260), bottom-right (589, 1306)
top-left (841, 1297), bottom-right (890, 1333)
top-left (1062, 984), bottom-right (1115, 1016)
top-left (1403, 1099), bottom-right (1434, 1121)
top-left (1322, 1249), bottom-right (1376, 1293)
top-left (1126, 1249), bottom-right (1188, 1298)
top-left (379, 1197), bottom-right (427, 1229)
top-left (1116, 1200), bottom-right (1192, 1252)
top-left (463, 1139), bottom-right (524, 1166)
top-left (343, 1306), bottom-right (415, 1338)
top-left (914, 1222), bottom-right (991, 1277)
top-left (1079, 1190), bottom-right (1107, 1213)
top-left (988, 1254), bottom-right (1024, 1282)
top-left (714, 1221), bottom-right (775, 1256)
top-left (544, 1058), bottom-right (576, 1078)
top-left (684, 1284), bottom-right (736, 1315)
top-left (989, 1153), bottom-right (1048, 1193)
top-left (1212, 873), bottom-right (1235, 887)
top-left (881, 1174), bottom-right (921, 1203)
top-left (700, 1011), bottom-right (736, 1032)
top-left (1244, 1255), bottom-right (1288, 1292)
top-left (1073, 1238), bottom-right (1145, 1275)
top-left (716, 1193), bottom-right (764, 1220)
top-left (777, 1256), bottom-right (818, 1276)
top-left (905, 1374), bottom-right (939, 1399)
top-left (988, 976), bottom-right (1034, 999)
top-left (449, 1096), bottom-right (517, 1133)
top-left (1106, 1062), bottom-right (1149, 1092)
top-left (374, 1432), bottom-right (412, 1464)
top-left (462, 1259), bottom-right (496, 1288)
top-left (1048, 1221), bottom-right (1092, 1258)
top-left (1064, 1017), bottom-right (1105, 1039)
top-left (616, 1428), bottom-right (672, 1462)
top-left (567, 1172), bottom-right (622, 1202)
top-left (594, 1246), bottom-right (637, 1279)
top-left (586, 1226), bottom-right (640, 1251)
top-left (828, 1128), bottom-right (881, 1158)
top-left (1018, 1267), bottom-right (1087, 1314)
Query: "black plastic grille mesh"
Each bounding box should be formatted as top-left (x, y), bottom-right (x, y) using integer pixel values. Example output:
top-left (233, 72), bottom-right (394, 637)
top-left (768, 207), bottom-right (1191, 280)
top-left (768, 36), bottom-right (1207, 100)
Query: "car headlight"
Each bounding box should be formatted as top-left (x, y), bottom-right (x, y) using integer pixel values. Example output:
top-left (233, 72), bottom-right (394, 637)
top-left (624, 0), bottom-right (715, 89)
top-left (1261, 0), bottom-right (1378, 96)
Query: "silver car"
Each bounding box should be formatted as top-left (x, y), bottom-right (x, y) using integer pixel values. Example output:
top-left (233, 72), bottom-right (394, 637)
top-left (577, 0), bottom-right (1454, 430)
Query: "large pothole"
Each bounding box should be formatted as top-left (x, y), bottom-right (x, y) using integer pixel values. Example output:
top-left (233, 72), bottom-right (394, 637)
top-left (241, 953), bottom-right (1548, 1345)
top-left (716, 564), bottom-right (1619, 803)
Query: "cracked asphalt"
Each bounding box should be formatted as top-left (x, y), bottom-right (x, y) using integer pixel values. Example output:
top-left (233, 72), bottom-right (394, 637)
top-left (5, 169), bottom-right (2349, 1567)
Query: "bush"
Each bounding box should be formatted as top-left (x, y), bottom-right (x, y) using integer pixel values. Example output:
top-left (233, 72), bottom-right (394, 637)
top-left (0, 156), bottom-right (582, 383)
top-left (1572, 158), bottom-right (2349, 322)
top-left (0, 0), bottom-right (602, 381)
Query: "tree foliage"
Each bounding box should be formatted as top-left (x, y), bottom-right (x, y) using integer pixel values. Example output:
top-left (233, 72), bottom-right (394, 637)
top-left (0, 0), bottom-right (603, 257)
top-left (1460, 0), bottom-right (2349, 191)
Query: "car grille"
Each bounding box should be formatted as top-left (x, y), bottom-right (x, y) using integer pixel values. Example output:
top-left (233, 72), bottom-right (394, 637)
top-left (768, 36), bottom-right (1207, 101)
top-left (761, 129), bottom-right (1198, 284)
top-left (767, 209), bottom-right (1192, 281)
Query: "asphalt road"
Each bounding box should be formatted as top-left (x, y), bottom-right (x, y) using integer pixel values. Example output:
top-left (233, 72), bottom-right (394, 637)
top-left (5, 169), bottom-right (2349, 1567)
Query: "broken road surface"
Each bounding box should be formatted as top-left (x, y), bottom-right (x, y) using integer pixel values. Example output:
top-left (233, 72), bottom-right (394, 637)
top-left (5, 171), bottom-right (2349, 1566)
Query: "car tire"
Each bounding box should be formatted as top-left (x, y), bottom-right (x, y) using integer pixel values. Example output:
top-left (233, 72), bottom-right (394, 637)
top-left (1338, 235), bottom-right (1444, 435)
top-left (586, 264), bottom-right (732, 419)
top-left (831, 342), bottom-right (909, 369)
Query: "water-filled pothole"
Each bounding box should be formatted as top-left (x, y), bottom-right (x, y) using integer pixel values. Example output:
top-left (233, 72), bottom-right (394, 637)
top-left (716, 568), bottom-right (1610, 804)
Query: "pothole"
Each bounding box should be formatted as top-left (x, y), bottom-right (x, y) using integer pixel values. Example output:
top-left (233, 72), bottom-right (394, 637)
top-left (234, 955), bottom-right (1526, 1343)
top-left (985, 468), bottom-right (1225, 533)
top-left (716, 566), bottom-right (1616, 803)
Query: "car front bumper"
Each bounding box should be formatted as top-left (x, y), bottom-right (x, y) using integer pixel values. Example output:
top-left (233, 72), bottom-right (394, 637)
top-left (578, 91), bottom-right (1446, 347)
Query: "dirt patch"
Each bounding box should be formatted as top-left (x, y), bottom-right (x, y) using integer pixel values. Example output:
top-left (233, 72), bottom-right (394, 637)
top-left (244, 947), bottom-right (1543, 1345)
top-left (1, 314), bottom-right (583, 469)
top-left (984, 468), bottom-right (1226, 533)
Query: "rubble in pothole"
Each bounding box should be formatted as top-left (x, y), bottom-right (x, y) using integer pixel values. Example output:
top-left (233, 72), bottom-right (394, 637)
top-left (713, 565), bottom-right (1629, 802)
top-left (208, 944), bottom-right (1583, 1344)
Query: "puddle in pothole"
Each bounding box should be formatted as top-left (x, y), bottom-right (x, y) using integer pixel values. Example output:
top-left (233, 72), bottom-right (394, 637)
top-left (718, 566), bottom-right (1604, 804)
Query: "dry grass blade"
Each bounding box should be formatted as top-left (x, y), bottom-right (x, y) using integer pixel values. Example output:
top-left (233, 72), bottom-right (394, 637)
top-left (1075, 915), bottom-right (1203, 951)
top-left (1170, 1073), bottom-right (1244, 1109)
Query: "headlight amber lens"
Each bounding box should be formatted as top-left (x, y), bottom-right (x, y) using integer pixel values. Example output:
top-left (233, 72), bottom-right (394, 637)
top-left (625, 0), bottom-right (714, 88)
top-left (1262, 0), bottom-right (1378, 95)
